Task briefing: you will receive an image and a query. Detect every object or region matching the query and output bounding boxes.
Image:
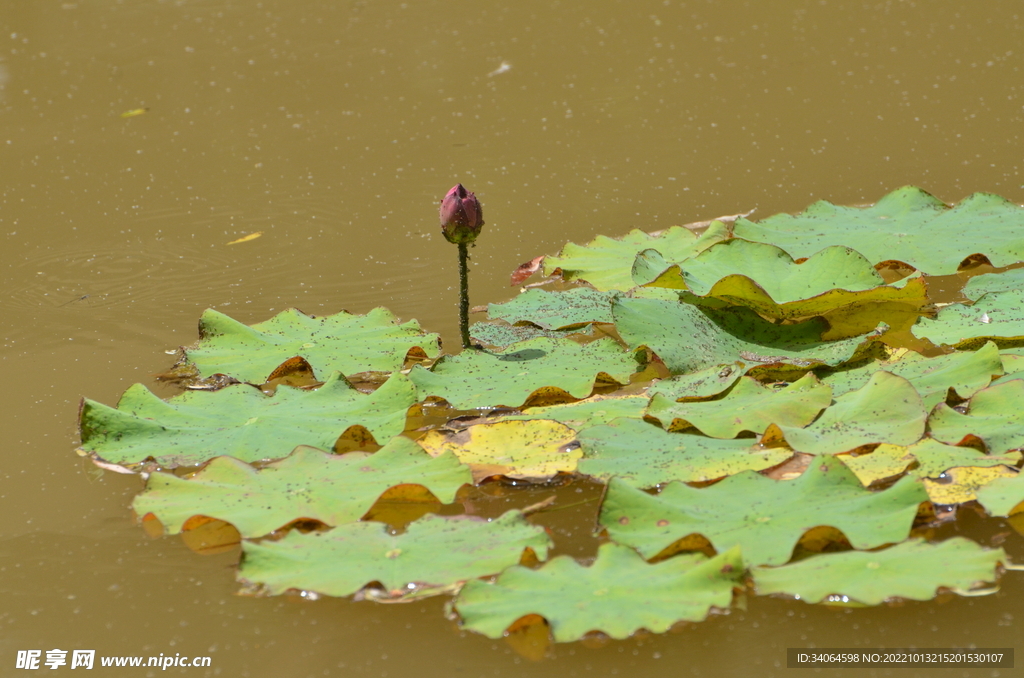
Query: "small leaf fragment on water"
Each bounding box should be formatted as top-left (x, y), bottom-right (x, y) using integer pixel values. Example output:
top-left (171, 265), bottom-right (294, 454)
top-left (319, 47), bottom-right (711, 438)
top-left (120, 107), bottom-right (149, 118)
top-left (510, 255), bottom-right (545, 286)
top-left (227, 232), bottom-right (263, 245)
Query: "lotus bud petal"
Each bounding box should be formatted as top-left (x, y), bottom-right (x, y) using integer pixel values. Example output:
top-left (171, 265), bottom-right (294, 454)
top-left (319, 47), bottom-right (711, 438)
top-left (439, 183), bottom-right (484, 244)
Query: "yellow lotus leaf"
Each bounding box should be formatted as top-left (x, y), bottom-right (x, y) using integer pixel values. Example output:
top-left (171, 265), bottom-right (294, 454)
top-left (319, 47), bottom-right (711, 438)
top-left (840, 444), bottom-right (915, 486)
top-left (922, 465), bottom-right (1018, 505)
top-left (841, 438), bottom-right (1021, 487)
top-left (418, 420), bottom-right (580, 482)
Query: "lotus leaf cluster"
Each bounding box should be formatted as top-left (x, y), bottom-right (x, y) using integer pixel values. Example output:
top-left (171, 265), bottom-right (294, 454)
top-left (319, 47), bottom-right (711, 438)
top-left (78, 187), bottom-right (1024, 651)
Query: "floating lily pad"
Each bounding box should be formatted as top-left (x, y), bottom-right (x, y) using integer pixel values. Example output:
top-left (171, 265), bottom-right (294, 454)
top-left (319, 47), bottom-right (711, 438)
top-left (488, 288), bottom-right (617, 329)
top-left (998, 348), bottom-right (1024, 378)
top-left (820, 342), bottom-right (1002, 410)
top-left (79, 373), bottom-right (418, 467)
top-left (912, 290), bottom-right (1024, 350)
top-left (600, 456), bottom-right (927, 566)
top-left (840, 438), bottom-right (1022, 486)
top-left (752, 538), bottom-right (1004, 605)
top-left (640, 239), bottom-right (928, 321)
top-left (976, 472), bottom-right (1024, 516)
top-left (670, 240), bottom-right (884, 297)
top-left (418, 419), bottom-right (580, 482)
top-left (929, 379), bottom-right (1024, 454)
top-left (612, 296), bottom-right (878, 375)
top-left (922, 465), bottom-right (1019, 505)
top-left (963, 268), bottom-right (1024, 302)
top-left (184, 307), bottom-right (440, 383)
top-left (647, 362), bottom-right (746, 401)
top-left (132, 437), bottom-right (470, 537)
top-left (408, 337), bottom-right (642, 409)
top-left (732, 187), bottom-right (1024, 276)
top-left (776, 372), bottom-right (926, 455)
top-left (469, 322), bottom-right (589, 349)
top-left (239, 510), bottom-right (551, 598)
top-left (543, 223), bottom-right (730, 291)
top-left (500, 395), bottom-right (649, 430)
top-left (647, 373), bottom-right (832, 438)
top-left (453, 543), bottom-right (742, 642)
top-left (577, 417), bottom-right (792, 487)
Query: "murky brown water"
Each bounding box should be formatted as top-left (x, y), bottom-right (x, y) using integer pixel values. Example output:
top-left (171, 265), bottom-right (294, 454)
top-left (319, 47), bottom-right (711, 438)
top-left (2, 1), bottom-right (1023, 675)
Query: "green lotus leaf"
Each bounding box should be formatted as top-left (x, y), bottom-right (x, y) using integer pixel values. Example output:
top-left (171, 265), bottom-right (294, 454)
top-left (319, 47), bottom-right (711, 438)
top-left (776, 372), bottom-right (926, 455)
top-left (132, 437), bottom-right (470, 537)
top-left (407, 337), bottom-right (643, 409)
top-left (183, 307), bottom-right (440, 383)
top-left (543, 223), bottom-right (730, 291)
top-left (612, 296), bottom-right (879, 375)
top-left (901, 438), bottom-right (1021, 478)
top-left (675, 240), bottom-right (886, 298)
top-left (998, 348), bottom-right (1024, 378)
top-left (752, 538), bottom-right (1004, 605)
top-left (577, 417), bottom-right (792, 487)
top-left (820, 341), bottom-right (1002, 410)
top-left (487, 288), bottom-right (617, 329)
top-left (840, 438), bottom-right (1022, 486)
top-left (630, 248), bottom-right (688, 289)
top-left (647, 373), bottom-right (832, 438)
top-left (499, 394), bottom-right (649, 430)
top-left (975, 471), bottom-right (1024, 516)
top-left (469, 322), bottom-right (590, 349)
top-left (913, 290), bottom-right (1024, 350)
top-left (732, 187), bottom-right (1024, 276)
top-left (647, 362), bottom-right (745, 401)
top-left (964, 268), bottom-right (1024, 302)
top-left (79, 372), bottom-right (418, 467)
top-left (638, 239), bottom-right (928, 321)
top-left (453, 543), bottom-right (742, 642)
top-left (600, 456), bottom-right (927, 566)
top-left (929, 379), bottom-right (1024, 454)
top-left (238, 510), bottom-right (551, 598)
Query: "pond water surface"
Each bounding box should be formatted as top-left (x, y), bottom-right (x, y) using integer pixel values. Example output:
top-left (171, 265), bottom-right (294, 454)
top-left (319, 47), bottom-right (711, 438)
top-left (2, 1), bottom-right (1023, 676)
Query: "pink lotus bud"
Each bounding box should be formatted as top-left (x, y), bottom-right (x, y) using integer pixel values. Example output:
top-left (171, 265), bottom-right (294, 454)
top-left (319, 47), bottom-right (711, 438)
top-left (439, 183), bottom-right (484, 244)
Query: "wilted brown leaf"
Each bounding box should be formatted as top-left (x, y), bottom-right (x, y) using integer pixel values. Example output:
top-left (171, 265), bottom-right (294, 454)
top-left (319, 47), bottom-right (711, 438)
top-left (511, 256), bottom-right (547, 286)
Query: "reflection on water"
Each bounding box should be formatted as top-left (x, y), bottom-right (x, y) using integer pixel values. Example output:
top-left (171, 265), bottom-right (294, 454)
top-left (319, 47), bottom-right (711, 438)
top-left (1, 0), bottom-right (1024, 676)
